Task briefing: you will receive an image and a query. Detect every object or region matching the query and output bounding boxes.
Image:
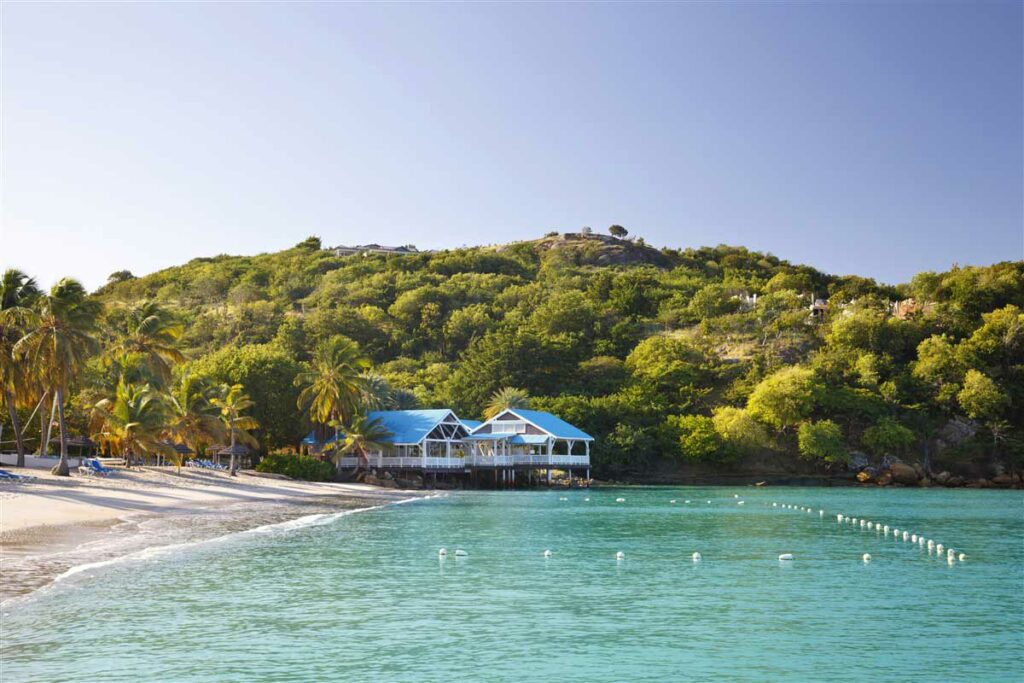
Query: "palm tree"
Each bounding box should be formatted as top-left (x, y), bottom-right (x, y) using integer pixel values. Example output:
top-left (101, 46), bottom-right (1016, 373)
top-left (484, 387), bottom-right (531, 419)
top-left (359, 372), bottom-right (393, 411)
top-left (163, 373), bottom-right (225, 473)
top-left (210, 383), bottom-right (259, 476)
top-left (295, 336), bottom-right (369, 445)
top-left (14, 279), bottom-right (101, 475)
top-left (106, 300), bottom-right (184, 387)
top-left (0, 269), bottom-right (40, 466)
top-left (339, 414), bottom-right (392, 472)
top-left (91, 379), bottom-right (175, 466)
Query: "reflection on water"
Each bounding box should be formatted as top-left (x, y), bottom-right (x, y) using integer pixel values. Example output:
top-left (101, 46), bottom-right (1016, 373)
top-left (2, 487), bottom-right (1022, 683)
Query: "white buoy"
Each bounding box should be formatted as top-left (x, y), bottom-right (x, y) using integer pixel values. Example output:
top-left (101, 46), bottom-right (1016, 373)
top-left (851, 517), bottom-right (857, 524)
top-left (616, 497), bottom-right (626, 503)
top-left (773, 502), bottom-right (778, 507)
top-left (919, 537), bottom-right (926, 547)
top-left (902, 531), bottom-right (909, 541)
top-left (454, 549), bottom-right (468, 557)
top-left (737, 500), bottom-right (745, 505)
top-left (837, 514), bottom-right (844, 522)
top-left (867, 522), bottom-right (873, 529)
top-left (927, 540), bottom-right (935, 552)
top-left (958, 553), bottom-right (966, 561)
top-left (685, 500), bottom-right (691, 504)
top-left (883, 525), bottom-right (889, 534)
top-left (615, 551), bottom-right (625, 560)
top-left (807, 508), bottom-right (812, 514)
top-left (707, 500), bottom-right (711, 504)
top-left (936, 543), bottom-right (944, 555)
top-left (778, 553), bottom-right (794, 561)
top-left (947, 548), bottom-right (955, 561)
top-left (584, 497), bottom-right (590, 502)
top-left (892, 528), bottom-right (899, 537)
top-left (543, 549), bottom-right (552, 558)
top-left (734, 494), bottom-right (740, 498)
top-left (692, 552), bottom-right (702, 562)
top-left (911, 534), bottom-right (918, 542)
top-left (860, 520), bottom-right (866, 527)
top-left (670, 499), bottom-right (677, 504)
top-left (863, 553), bottom-right (872, 562)
top-left (819, 509), bottom-right (824, 517)
top-left (559, 497), bottom-right (568, 501)
top-left (438, 548), bottom-right (447, 557)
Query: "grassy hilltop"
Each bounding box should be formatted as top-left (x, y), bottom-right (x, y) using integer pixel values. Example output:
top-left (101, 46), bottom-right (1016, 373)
top-left (9, 229), bottom-right (1024, 481)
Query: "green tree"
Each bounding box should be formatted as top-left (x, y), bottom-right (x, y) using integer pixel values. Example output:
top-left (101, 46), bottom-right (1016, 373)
top-left (0, 269), bottom-right (41, 465)
top-left (15, 279), bottom-right (101, 475)
top-left (712, 406), bottom-right (767, 455)
top-left (210, 384), bottom-right (260, 476)
top-left (339, 414), bottom-right (393, 472)
top-left (484, 387), bottom-right (531, 419)
top-left (106, 300), bottom-right (185, 386)
top-left (747, 366), bottom-right (820, 431)
top-left (91, 379), bottom-right (174, 466)
top-left (797, 420), bottom-right (845, 463)
top-left (295, 336), bottom-right (370, 445)
top-left (667, 414), bottom-right (723, 460)
top-left (861, 418), bottom-right (916, 457)
top-left (163, 373), bottom-right (225, 472)
top-left (608, 224), bottom-right (629, 239)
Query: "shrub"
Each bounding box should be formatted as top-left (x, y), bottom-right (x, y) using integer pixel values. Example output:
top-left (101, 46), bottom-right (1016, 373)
top-left (666, 414), bottom-right (724, 461)
top-left (797, 420), bottom-right (845, 463)
top-left (256, 453), bottom-right (336, 481)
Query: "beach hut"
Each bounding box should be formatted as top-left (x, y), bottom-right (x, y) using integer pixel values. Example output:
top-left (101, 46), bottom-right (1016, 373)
top-left (466, 408), bottom-right (594, 483)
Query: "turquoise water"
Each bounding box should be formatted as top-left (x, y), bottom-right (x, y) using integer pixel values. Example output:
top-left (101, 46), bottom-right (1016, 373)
top-left (3, 487), bottom-right (1022, 682)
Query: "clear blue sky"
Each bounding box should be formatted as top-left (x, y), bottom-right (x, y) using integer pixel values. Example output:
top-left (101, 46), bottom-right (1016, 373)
top-left (2, 2), bottom-right (1021, 290)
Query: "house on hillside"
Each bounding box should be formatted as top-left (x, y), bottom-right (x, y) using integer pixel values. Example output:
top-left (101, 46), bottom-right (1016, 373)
top-left (333, 244), bottom-right (419, 257)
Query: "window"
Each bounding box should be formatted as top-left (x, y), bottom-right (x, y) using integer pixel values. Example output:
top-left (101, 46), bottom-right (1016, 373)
top-left (493, 421), bottom-right (527, 434)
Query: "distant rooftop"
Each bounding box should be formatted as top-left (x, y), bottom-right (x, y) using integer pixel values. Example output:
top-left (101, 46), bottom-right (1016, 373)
top-left (332, 244), bottom-right (420, 256)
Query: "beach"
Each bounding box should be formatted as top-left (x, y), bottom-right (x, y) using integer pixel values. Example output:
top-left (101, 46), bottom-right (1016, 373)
top-left (0, 459), bottom-right (421, 600)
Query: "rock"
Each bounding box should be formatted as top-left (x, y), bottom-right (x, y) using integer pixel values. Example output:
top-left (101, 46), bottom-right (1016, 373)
top-left (890, 462), bottom-right (920, 486)
top-left (991, 473), bottom-right (1014, 488)
top-left (880, 455), bottom-right (902, 469)
top-left (933, 471), bottom-right (951, 485)
top-left (362, 473), bottom-right (382, 487)
top-left (912, 463), bottom-right (925, 479)
top-left (847, 452), bottom-right (869, 471)
top-left (876, 471), bottom-right (893, 487)
top-left (935, 417), bottom-right (978, 452)
top-left (919, 477), bottom-right (932, 488)
top-left (378, 478), bottom-right (398, 488)
top-left (946, 475), bottom-right (965, 487)
top-left (857, 471), bottom-right (874, 483)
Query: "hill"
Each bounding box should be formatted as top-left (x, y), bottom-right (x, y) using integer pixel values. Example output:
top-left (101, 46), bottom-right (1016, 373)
top-left (10, 230), bottom-right (1024, 482)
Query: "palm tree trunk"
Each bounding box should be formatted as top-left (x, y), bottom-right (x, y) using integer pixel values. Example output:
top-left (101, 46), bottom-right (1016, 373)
top-left (40, 396), bottom-right (56, 456)
top-left (229, 426), bottom-right (237, 477)
top-left (4, 389), bottom-right (26, 466)
top-left (52, 387), bottom-right (70, 476)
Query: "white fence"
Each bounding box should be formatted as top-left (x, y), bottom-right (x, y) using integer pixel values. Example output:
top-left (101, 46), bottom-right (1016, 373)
top-left (337, 454), bottom-right (589, 470)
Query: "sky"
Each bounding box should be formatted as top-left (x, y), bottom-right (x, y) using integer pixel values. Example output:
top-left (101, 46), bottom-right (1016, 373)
top-left (2, 2), bottom-right (1021, 290)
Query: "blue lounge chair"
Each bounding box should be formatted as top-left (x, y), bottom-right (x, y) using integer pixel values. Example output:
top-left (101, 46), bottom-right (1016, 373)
top-left (0, 469), bottom-right (33, 482)
top-left (79, 459), bottom-right (114, 476)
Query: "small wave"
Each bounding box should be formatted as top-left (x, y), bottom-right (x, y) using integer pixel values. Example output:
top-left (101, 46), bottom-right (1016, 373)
top-left (4, 494), bottom-right (431, 606)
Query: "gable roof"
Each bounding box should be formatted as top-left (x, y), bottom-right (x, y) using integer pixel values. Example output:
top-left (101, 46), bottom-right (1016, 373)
top-left (367, 409), bottom-right (461, 445)
top-left (460, 419), bottom-right (483, 431)
top-left (483, 408), bottom-right (592, 440)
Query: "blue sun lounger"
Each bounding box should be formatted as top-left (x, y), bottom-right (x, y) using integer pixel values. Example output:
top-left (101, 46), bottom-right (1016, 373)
top-left (0, 469), bottom-right (35, 482)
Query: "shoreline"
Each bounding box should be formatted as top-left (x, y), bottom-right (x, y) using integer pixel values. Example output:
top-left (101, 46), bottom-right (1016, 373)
top-left (0, 462), bottom-right (426, 601)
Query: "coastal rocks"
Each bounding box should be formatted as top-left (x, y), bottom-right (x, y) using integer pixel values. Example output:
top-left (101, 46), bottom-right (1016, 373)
top-left (875, 471), bottom-right (893, 487)
top-left (990, 473), bottom-right (1015, 489)
top-left (847, 452), bottom-right (869, 472)
top-left (856, 471), bottom-right (874, 484)
top-left (890, 463), bottom-right (920, 486)
top-left (933, 471), bottom-right (951, 485)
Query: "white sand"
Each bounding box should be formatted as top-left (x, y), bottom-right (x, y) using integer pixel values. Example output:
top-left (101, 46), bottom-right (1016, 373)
top-left (0, 460), bottom-right (415, 535)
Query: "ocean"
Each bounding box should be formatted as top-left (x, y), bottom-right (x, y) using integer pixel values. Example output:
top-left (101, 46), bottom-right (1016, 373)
top-left (2, 487), bottom-right (1022, 682)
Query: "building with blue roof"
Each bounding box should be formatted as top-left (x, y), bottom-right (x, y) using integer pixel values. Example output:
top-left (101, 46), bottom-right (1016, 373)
top-left (304, 407), bottom-right (592, 483)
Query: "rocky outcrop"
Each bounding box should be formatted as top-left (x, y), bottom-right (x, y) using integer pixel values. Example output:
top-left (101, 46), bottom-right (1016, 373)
top-left (890, 462), bottom-right (920, 486)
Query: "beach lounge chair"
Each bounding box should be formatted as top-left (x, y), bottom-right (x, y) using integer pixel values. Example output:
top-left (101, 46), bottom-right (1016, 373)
top-left (0, 469), bottom-right (35, 482)
top-left (79, 459), bottom-right (114, 476)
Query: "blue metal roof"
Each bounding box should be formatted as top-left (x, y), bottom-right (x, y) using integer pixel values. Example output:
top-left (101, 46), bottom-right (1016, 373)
top-left (302, 431), bottom-right (341, 446)
top-left (460, 419), bottom-right (483, 431)
top-left (508, 409), bottom-right (593, 440)
top-left (464, 433), bottom-right (507, 441)
top-left (509, 434), bottom-right (551, 445)
top-left (366, 409), bottom-right (458, 445)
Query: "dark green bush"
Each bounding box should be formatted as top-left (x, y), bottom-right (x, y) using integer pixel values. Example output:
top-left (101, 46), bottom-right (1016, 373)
top-left (256, 453), bottom-right (336, 482)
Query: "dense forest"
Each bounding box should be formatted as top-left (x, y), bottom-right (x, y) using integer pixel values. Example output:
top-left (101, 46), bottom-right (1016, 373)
top-left (3, 229), bottom-right (1022, 482)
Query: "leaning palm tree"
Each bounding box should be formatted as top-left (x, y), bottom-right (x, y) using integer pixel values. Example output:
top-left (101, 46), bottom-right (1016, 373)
top-left (484, 387), bottom-right (531, 419)
top-left (91, 379), bottom-right (175, 466)
top-left (339, 414), bottom-right (392, 473)
top-left (295, 336), bottom-right (369, 445)
top-left (0, 269), bottom-right (41, 465)
top-left (210, 383), bottom-right (259, 477)
top-left (15, 279), bottom-right (101, 475)
top-left (106, 300), bottom-right (184, 387)
top-left (163, 373), bottom-right (225, 473)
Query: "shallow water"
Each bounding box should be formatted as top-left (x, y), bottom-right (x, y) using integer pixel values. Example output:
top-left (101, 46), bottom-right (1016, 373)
top-left (2, 487), bottom-right (1022, 682)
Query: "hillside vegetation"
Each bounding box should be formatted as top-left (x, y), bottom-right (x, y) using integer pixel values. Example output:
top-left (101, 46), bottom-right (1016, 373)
top-left (5, 229), bottom-right (1023, 481)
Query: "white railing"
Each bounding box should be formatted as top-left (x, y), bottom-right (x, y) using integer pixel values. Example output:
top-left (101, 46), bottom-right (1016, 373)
top-left (338, 456), bottom-right (468, 469)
